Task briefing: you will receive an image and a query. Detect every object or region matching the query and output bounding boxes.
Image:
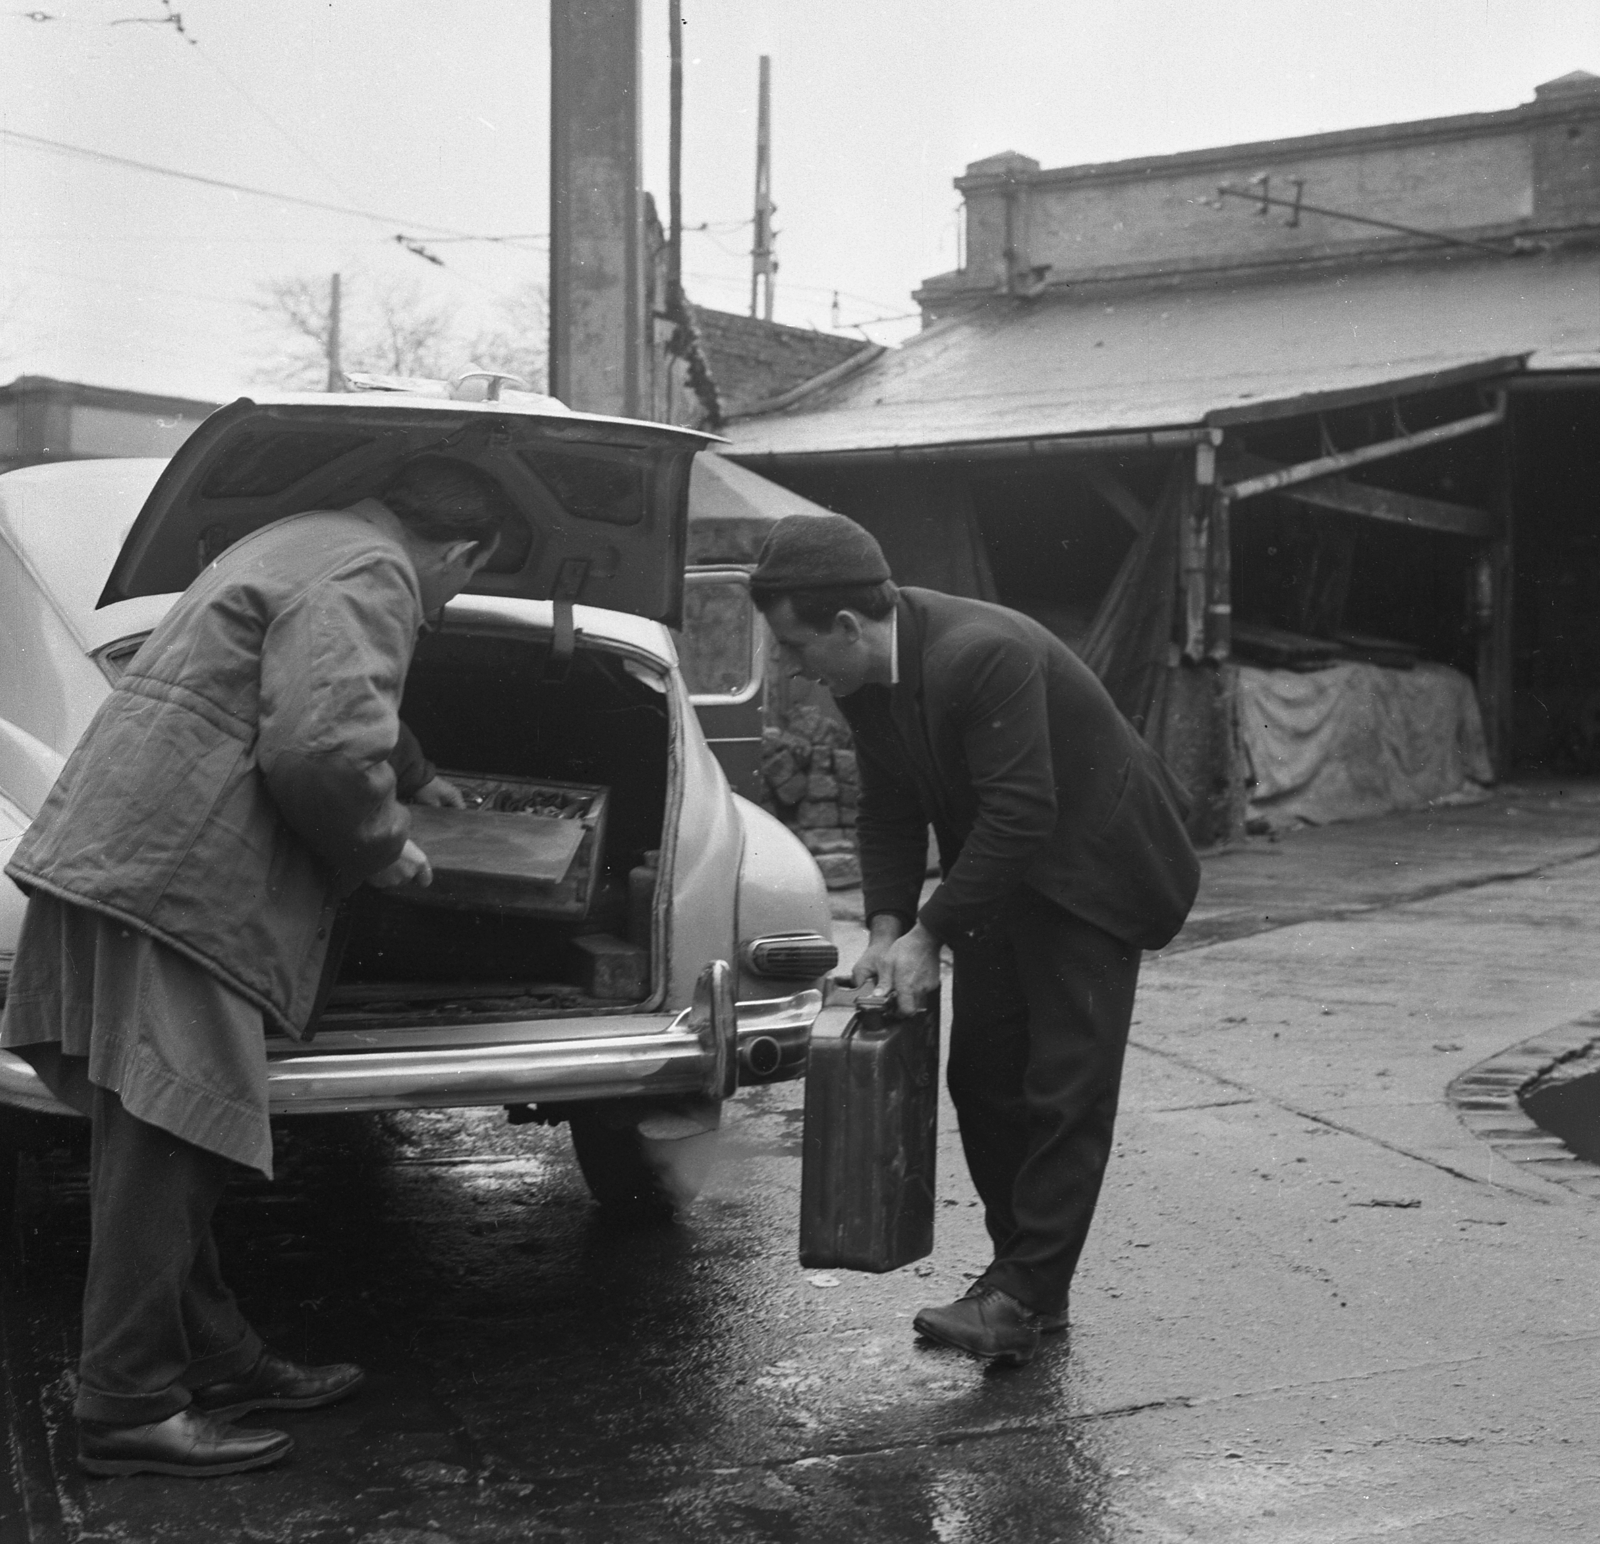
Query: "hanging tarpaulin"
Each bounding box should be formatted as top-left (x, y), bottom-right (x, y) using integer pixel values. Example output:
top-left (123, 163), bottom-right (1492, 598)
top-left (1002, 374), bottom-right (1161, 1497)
top-left (1237, 660), bottom-right (1493, 829)
top-left (1077, 457), bottom-right (1240, 843)
top-left (1079, 457), bottom-right (1189, 733)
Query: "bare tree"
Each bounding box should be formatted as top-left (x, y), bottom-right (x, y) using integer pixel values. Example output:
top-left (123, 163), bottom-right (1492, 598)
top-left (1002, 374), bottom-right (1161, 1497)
top-left (252, 273), bottom-right (546, 392)
top-left (251, 275), bottom-right (342, 389)
top-left (360, 282), bottom-right (460, 378)
top-left (465, 280), bottom-right (548, 392)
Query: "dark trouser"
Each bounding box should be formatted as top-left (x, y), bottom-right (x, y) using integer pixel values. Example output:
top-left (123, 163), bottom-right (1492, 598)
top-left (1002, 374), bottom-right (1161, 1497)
top-left (76, 1085), bottom-right (262, 1425)
top-left (947, 888), bottom-right (1141, 1317)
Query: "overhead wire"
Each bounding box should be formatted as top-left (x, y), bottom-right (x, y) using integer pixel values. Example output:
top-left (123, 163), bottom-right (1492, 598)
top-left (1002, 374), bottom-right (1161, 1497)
top-left (0, 128), bottom-right (539, 245)
top-left (419, 233), bottom-right (548, 245)
top-left (3, 258), bottom-right (258, 307)
top-left (187, 34), bottom-right (365, 213)
top-left (689, 226), bottom-right (753, 260)
top-left (3, 11), bottom-right (537, 379)
top-left (1, 233), bottom-right (401, 246)
top-left (27, 0), bottom-right (375, 218)
top-left (6, 22), bottom-right (909, 362)
top-left (683, 269), bottom-right (913, 331)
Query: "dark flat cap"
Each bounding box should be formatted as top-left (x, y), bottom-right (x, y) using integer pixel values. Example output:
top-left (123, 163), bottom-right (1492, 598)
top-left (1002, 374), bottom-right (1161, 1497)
top-left (750, 513), bottom-right (892, 590)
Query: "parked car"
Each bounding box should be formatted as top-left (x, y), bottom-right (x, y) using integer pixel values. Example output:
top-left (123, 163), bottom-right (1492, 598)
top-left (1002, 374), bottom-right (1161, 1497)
top-left (0, 384), bottom-right (837, 1211)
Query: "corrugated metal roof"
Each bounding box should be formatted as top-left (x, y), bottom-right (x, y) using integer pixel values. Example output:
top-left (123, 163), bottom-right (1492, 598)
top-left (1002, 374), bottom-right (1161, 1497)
top-left (723, 252), bottom-right (1600, 460)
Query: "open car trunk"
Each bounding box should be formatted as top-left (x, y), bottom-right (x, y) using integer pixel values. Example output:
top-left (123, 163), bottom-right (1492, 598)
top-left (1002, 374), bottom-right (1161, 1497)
top-left (319, 622), bottom-right (673, 1029)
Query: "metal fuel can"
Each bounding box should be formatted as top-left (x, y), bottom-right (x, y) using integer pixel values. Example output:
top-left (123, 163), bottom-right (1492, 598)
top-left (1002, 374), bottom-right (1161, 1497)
top-left (798, 986), bottom-right (941, 1273)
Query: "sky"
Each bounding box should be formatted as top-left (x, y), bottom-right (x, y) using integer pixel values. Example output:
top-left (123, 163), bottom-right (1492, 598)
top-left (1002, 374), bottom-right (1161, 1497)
top-left (2, 0), bottom-right (1598, 403)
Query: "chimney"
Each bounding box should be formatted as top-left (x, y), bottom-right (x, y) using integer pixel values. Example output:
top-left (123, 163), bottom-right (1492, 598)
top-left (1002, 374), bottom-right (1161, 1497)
top-left (1533, 70), bottom-right (1600, 102)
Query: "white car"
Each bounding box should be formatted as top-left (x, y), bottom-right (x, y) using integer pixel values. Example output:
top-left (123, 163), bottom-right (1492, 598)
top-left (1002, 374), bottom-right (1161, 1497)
top-left (0, 387), bottom-right (836, 1211)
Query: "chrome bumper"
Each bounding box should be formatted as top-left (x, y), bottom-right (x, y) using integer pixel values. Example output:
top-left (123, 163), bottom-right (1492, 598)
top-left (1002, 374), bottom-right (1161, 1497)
top-left (0, 985), bottom-right (823, 1119)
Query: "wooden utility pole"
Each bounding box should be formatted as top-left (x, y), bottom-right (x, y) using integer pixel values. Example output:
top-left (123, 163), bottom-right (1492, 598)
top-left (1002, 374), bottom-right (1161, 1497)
top-left (548, 0), bottom-right (646, 417)
top-left (326, 273), bottom-right (342, 392)
top-left (1480, 393), bottom-right (1516, 775)
top-left (750, 55), bottom-right (776, 320)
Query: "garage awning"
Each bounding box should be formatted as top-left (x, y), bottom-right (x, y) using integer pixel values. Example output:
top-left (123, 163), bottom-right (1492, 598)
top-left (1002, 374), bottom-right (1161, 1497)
top-left (722, 250), bottom-right (1600, 464)
top-left (686, 452), bottom-right (839, 564)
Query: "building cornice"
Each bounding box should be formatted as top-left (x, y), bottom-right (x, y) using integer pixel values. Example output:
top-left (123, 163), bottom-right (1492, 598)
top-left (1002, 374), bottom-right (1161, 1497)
top-left (956, 94), bottom-right (1600, 196)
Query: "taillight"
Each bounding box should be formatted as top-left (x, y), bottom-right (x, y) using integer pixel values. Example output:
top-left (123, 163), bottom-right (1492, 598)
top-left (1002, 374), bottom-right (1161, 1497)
top-left (741, 933), bottom-right (839, 980)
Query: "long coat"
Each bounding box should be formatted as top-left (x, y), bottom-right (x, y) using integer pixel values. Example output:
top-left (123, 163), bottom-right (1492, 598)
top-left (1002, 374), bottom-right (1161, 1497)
top-left (838, 587), bottom-right (1199, 952)
top-left (6, 501), bottom-right (422, 1039)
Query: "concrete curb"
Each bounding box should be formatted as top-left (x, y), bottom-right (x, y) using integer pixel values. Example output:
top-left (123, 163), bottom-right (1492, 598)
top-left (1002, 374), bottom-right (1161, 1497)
top-left (1448, 1010), bottom-right (1600, 1200)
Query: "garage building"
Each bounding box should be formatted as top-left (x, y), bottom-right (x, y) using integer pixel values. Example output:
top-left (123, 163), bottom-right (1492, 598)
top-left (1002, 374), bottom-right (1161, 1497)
top-left (723, 72), bottom-right (1600, 842)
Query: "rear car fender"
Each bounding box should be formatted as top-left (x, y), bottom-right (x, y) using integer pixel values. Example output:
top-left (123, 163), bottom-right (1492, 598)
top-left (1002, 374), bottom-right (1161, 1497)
top-left (0, 719), bottom-right (57, 983)
top-left (0, 717), bottom-right (65, 822)
top-left (732, 795), bottom-right (834, 1002)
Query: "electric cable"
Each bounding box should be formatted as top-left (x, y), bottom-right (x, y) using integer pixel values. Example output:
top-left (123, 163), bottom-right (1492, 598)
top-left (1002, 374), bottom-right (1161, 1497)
top-left (3, 258), bottom-right (254, 306)
top-left (0, 128), bottom-right (536, 244)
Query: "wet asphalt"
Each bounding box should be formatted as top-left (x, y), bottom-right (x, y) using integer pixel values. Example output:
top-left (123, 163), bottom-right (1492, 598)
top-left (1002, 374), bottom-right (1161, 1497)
top-left (4, 781), bottom-right (1600, 1542)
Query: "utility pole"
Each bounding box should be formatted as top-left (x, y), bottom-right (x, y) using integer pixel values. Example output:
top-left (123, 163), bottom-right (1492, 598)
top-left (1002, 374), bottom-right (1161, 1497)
top-left (750, 55), bottom-right (776, 321)
top-left (661, 1), bottom-right (724, 429)
top-left (548, 0), bottom-right (646, 417)
top-left (667, 1), bottom-right (683, 312)
top-left (325, 272), bottom-right (342, 392)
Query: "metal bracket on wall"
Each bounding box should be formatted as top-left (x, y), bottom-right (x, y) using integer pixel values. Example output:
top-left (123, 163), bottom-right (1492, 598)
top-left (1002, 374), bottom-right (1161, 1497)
top-left (1213, 181), bottom-right (1527, 258)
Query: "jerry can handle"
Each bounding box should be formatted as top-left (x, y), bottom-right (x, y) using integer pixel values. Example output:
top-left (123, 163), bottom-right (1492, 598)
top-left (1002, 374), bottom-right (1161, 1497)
top-left (832, 976), bottom-right (924, 1021)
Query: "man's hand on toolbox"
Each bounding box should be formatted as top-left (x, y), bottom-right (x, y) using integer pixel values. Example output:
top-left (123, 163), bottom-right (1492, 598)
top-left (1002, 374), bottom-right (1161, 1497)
top-left (369, 838), bottom-right (433, 890)
top-left (411, 774), bottom-right (467, 809)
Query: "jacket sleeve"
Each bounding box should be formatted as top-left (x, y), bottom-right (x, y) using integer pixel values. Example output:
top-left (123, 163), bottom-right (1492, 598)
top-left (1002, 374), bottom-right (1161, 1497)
top-left (916, 633), bottom-right (1058, 945)
top-left (389, 720), bottom-right (437, 802)
top-left (257, 557), bottom-right (418, 884)
top-left (852, 725), bottom-right (931, 930)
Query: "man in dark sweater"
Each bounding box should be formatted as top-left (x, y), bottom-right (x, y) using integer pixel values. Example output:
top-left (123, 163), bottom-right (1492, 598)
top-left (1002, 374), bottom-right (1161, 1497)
top-left (752, 513), bottom-right (1198, 1365)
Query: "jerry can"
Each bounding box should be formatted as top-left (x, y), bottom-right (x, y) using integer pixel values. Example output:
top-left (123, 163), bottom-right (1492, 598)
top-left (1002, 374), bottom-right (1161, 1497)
top-left (799, 986), bottom-right (940, 1273)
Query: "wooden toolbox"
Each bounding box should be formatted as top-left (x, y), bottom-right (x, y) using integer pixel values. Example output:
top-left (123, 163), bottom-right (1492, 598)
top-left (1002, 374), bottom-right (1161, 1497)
top-left (398, 773), bottom-right (609, 920)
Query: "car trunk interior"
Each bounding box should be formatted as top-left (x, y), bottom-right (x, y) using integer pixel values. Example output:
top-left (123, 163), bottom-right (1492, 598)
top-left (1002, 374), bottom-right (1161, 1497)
top-left (321, 625), bottom-right (672, 1027)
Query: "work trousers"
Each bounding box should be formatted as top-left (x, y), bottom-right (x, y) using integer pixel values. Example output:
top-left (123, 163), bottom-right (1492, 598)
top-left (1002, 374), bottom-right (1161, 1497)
top-left (947, 887), bottom-right (1141, 1316)
top-left (75, 1084), bottom-right (262, 1425)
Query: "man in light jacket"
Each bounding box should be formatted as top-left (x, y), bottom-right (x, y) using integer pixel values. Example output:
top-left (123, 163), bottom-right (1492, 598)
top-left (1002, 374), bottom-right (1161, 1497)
top-left (752, 513), bottom-right (1198, 1367)
top-left (1, 455), bottom-right (506, 1477)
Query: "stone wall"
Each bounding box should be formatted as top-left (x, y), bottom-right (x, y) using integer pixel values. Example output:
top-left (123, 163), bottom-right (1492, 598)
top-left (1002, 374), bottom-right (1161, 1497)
top-left (759, 703), bottom-right (862, 890)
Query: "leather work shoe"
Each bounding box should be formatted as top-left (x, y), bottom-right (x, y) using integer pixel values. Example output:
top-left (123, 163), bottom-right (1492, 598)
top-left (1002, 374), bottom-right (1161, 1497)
top-left (913, 1284), bottom-right (1049, 1365)
top-left (190, 1348), bottom-right (366, 1421)
top-left (78, 1408), bottom-right (293, 1478)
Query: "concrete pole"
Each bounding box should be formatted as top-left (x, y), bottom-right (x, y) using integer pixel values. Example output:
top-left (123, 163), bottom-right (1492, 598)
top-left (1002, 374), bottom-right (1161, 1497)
top-left (667, 0), bottom-right (683, 308)
top-left (750, 55), bottom-right (775, 320)
top-left (326, 273), bottom-right (342, 392)
top-left (549, 0), bottom-right (645, 418)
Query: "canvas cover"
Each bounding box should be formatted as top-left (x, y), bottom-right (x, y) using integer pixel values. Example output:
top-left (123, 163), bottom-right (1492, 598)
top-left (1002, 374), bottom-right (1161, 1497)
top-left (1237, 661), bottom-right (1493, 829)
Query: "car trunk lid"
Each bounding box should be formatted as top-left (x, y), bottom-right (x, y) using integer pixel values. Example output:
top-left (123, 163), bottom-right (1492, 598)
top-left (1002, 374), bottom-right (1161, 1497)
top-left (98, 393), bottom-right (716, 626)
